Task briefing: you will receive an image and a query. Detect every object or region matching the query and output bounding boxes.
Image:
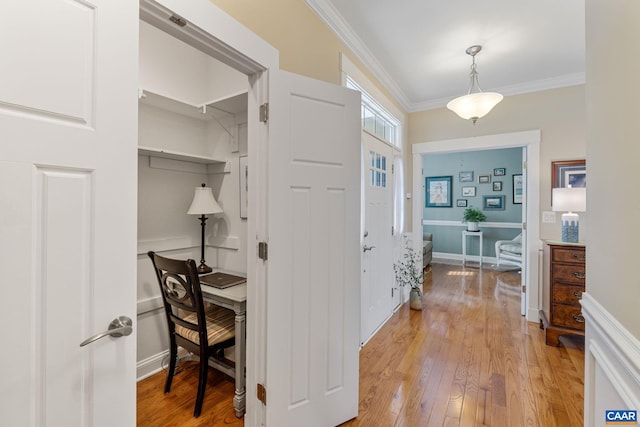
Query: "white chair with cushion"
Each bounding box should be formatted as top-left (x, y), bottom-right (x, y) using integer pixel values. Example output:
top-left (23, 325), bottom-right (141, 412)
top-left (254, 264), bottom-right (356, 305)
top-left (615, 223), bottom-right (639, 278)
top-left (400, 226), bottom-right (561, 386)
top-left (495, 233), bottom-right (523, 268)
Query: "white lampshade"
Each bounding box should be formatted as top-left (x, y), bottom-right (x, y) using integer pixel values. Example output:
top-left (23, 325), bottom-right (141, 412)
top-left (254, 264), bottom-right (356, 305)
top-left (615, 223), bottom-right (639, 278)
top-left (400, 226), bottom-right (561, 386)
top-left (187, 184), bottom-right (223, 215)
top-left (552, 187), bottom-right (586, 212)
top-left (447, 92), bottom-right (503, 122)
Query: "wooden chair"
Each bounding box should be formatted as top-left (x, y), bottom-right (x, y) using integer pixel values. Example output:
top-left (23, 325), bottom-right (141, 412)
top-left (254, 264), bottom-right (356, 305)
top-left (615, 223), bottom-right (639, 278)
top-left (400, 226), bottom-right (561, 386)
top-left (148, 251), bottom-right (236, 418)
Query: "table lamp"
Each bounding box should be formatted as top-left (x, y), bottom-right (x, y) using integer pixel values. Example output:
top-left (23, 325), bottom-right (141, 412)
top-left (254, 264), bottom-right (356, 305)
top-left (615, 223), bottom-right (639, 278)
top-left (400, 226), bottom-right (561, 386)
top-left (188, 183), bottom-right (223, 273)
top-left (552, 187), bottom-right (586, 243)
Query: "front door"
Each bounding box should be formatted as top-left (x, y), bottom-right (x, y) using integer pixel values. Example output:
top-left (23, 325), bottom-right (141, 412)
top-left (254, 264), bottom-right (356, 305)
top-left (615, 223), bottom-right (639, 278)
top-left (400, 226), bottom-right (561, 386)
top-left (265, 70), bottom-right (361, 426)
top-left (361, 133), bottom-right (395, 344)
top-left (0, 1), bottom-right (138, 425)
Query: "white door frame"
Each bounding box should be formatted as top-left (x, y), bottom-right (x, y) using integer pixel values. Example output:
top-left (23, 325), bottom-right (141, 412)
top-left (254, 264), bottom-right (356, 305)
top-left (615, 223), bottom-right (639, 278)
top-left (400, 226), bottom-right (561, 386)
top-left (140, 1), bottom-right (278, 425)
top-left (411, 130), bottom-right (541, 322)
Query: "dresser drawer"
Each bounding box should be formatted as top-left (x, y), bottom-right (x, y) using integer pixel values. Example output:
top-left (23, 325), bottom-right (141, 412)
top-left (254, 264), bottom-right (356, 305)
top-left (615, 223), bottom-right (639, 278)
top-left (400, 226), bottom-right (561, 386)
top-left (553, 284), bottom-right (584, 305)
top-left (552, 304), bottom-right (585, 330)
top-left (552, 247), bottom-right (586, 264)
top-left (553, 263), bottom-right (586, 284)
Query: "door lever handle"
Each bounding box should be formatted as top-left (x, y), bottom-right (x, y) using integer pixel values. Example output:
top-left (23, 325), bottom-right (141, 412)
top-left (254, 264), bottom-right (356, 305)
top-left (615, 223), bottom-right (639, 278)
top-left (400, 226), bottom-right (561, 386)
top-left (80, 316), bottom-right (133, 347)
top-left (363, 245), bottom-right (375, 252)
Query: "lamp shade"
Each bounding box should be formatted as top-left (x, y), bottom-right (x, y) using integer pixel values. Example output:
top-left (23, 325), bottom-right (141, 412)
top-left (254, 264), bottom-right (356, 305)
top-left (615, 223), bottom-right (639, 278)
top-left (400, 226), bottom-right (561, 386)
top-left (187, 184), bottom-right (223, 215)
top-left (446, 92), bottom-right (504, 122)
top-left (552, 187), bottom-right (586, 212)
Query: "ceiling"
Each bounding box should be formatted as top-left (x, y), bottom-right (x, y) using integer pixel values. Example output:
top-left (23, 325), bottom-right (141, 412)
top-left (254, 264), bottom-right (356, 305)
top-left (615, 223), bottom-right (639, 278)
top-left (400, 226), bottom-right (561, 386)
top-left (307, 0), bottom-right (585, 113)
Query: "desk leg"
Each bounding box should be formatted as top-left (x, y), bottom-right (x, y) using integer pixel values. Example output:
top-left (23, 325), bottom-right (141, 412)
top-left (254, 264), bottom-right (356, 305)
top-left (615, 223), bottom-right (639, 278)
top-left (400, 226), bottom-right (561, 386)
top-left (233, 307), bottom-right (246, 418)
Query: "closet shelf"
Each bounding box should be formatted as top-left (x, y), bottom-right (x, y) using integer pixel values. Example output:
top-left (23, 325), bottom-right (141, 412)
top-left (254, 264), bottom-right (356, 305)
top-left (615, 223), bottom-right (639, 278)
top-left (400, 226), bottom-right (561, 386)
top-left (138, 145), bottom-right (225, 165)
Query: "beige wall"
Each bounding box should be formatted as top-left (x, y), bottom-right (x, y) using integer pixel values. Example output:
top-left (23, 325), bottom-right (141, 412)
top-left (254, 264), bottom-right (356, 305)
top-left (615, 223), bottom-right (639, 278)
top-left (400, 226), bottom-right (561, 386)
top-left (210, 0), bottom-right (400, 111)
top-left (586, 0), bottom-right (640, 339)
top-left (408, 85), bottom-right (586, 237)
top-left (208, 0), bottom-right (588, 244)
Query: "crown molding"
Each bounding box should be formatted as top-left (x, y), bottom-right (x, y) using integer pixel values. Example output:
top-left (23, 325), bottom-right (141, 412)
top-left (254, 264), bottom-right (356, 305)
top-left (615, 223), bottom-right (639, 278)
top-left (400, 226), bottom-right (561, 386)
top-left (305, 0), bottom-right (585, 114)
top-left (408, 72), bottom-right (586, 113)
top-left (305, 0), bottom-right (411, 111)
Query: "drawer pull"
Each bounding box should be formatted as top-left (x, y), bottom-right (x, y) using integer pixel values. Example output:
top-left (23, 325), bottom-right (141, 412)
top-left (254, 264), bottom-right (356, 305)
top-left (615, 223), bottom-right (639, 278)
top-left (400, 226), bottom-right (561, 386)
top-left (573, 291), bottom-right (582, 298)
top-left (572, 253), bottom-right (586, 261)
top-left (573, 314), bottom-right (585, 323)
top-left (573, 271), bottom-right (586, 279)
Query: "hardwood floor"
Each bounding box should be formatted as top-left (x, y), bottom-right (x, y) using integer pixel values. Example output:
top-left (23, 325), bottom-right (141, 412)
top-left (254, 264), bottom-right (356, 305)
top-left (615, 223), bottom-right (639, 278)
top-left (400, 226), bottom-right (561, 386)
top-left (137, 263), bottom-right (584, 426)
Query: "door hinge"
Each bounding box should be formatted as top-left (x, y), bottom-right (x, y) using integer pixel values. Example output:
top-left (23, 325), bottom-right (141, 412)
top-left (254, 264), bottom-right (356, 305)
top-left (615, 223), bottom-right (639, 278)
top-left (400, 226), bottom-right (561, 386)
top-left (257, 383), bottom-right (267, 405)
top-left (391, 164), bottom-right (394, 174)
top-left (523, 161), bottom-right (528, 169)
top-left (391, 226), bottom-right (395, 235)
top-left (522, 222), bottom-right (527, 230)
top-left (258, 241), bottom-right (268, 261)
top-left (522, 285), bottom-right (526, 293)
top-left (259, 103), bottom-right (269, 123)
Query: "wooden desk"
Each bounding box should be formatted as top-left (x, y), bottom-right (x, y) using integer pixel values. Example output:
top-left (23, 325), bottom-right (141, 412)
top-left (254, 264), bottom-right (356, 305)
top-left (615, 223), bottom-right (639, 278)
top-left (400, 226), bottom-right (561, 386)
top-left (200, 278), bottom-right (247, 418)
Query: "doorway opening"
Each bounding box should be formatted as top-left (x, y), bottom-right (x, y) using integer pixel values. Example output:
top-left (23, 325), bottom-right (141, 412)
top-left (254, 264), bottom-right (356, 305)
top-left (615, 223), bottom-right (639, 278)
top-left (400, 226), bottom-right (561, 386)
top-left (411, 130), bottom-right (541, 322)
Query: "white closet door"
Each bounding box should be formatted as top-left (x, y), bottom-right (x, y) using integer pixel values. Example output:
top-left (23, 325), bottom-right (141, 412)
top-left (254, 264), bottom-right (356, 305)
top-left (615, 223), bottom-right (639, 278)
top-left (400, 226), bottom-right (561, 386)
top-left (265, 70), bottom-right (361, 427)
top-left (0, 1), bottom-right (138, 425)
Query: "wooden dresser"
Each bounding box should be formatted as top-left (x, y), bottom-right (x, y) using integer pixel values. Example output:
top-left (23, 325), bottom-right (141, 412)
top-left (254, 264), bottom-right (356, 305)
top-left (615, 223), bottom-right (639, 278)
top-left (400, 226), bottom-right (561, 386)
top-left (540, 241), bottom-right (586, 346)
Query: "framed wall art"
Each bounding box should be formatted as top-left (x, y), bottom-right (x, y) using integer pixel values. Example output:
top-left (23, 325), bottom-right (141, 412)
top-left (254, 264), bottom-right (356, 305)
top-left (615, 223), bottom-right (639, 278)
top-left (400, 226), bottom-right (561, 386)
top-left (552, 159), bottom-right (586, 188)
top-left (459, 171), bottom-right (474, 182)
top-left (513, 174), bottom-right (523, 204)
top-left (494, 167), bottom-right (506, 176)
top-left (457, 199), bottom-right (468, 207)
top-left (239, 155), bottom-right (248, 219)
top-left (478, 174), bottom-right (491, 184)
top-left (425, 176), bottom-right (452, 207)
top-left (483, 195), bottom-right (505, 210)
top-left (461, 186), bottom-right (476, 197)
top-left (493, 181), bottom-right (502, 191)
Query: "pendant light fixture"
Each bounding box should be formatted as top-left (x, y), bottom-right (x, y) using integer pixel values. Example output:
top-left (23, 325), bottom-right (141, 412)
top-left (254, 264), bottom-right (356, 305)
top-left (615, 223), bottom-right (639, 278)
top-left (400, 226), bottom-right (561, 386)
top-left (447, 45), bottom-right (503, 124)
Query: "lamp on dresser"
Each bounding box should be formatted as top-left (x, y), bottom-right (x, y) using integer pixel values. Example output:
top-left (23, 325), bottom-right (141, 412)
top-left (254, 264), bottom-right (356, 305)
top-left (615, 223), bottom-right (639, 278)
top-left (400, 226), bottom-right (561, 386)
top-left (188, 183), bottom-right (223, 274)
top-left (552, 187), bottom-right (586, 243)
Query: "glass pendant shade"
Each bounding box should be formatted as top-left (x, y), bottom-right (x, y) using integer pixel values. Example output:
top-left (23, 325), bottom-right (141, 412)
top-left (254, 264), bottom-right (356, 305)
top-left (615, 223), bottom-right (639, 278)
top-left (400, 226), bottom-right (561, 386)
top-left (447, 45), bottom-right (503, 124)
top-left (447, 92), bottom-right (503, 123)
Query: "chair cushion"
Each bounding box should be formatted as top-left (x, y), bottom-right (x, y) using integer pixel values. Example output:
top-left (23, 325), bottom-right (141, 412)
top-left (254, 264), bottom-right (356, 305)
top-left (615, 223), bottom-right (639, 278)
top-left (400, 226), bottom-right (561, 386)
top-left (176, 304), bottom-right (236, 346)
top-left (499, 243), bottom-right (522, 254)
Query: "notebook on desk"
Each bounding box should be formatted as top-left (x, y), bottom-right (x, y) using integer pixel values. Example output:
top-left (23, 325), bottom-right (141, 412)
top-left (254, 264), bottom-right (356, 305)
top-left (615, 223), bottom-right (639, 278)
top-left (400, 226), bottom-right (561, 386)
top-left (200, 272), bottom-right (246, 289)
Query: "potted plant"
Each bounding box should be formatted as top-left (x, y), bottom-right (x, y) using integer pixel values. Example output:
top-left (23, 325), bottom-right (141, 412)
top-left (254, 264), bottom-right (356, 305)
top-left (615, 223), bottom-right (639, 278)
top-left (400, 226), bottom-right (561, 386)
top-left (394, 243), bottom-right (424, 310)
top-left (462, 207), bottom-right (486, 231)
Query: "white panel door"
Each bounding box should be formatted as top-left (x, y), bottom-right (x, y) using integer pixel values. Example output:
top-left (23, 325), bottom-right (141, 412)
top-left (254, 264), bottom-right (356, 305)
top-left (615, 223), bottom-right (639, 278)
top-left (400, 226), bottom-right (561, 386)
top-left (361, 134), bottom-right (395, 344)
top-left (266, 70), bottom-right (361, 427)
top-left (521, 148), bottom-right (528, 316)
top-left (0, 1), bottom-right (138, 426)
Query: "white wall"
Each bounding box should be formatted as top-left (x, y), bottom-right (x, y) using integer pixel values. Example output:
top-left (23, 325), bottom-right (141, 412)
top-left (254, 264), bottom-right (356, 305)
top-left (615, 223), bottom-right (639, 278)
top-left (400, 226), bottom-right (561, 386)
top-left (583, 1), bottom-right (640, 424)
top-left (136, 20), bottom-right (249, 378)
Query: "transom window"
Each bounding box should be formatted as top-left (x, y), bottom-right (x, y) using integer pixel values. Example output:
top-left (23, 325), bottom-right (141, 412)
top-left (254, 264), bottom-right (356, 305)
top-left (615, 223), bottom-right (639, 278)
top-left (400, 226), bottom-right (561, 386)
top-left (346, 76), bottom-right (400, 147)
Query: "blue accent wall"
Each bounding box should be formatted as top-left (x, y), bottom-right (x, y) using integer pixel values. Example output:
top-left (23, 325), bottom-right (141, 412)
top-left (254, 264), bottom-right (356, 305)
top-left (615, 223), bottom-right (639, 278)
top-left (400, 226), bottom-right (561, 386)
top-left (423, 147), bottom-right (523, 258)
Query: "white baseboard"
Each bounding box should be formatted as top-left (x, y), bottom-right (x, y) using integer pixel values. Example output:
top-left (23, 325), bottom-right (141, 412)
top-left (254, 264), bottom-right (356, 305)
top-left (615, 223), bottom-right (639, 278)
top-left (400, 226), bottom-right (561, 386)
top-left (581, 293), bottom-right (640, 426)
top-left (137, 350), bottom-right (169, 381)
top-left (137, 348), bottom-right (192, 381)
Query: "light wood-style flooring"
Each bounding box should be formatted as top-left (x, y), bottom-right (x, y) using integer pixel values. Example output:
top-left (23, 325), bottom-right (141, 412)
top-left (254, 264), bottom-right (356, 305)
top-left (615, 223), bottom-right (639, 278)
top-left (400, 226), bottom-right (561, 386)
top-left (137, 263), bottom-right (584, 426)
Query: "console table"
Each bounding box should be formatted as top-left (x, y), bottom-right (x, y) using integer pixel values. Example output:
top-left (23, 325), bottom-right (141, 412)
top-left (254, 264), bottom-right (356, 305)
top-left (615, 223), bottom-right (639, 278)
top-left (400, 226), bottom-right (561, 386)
top-left (462, 230), bottom-right (483, 267)
top-left (539, 241), bottom-right (586, 346)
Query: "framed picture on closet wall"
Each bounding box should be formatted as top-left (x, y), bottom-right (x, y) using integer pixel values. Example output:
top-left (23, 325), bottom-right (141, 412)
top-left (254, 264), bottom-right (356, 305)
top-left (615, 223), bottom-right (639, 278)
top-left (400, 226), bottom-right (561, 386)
top-left (239, 155), bottom-right (248, 219)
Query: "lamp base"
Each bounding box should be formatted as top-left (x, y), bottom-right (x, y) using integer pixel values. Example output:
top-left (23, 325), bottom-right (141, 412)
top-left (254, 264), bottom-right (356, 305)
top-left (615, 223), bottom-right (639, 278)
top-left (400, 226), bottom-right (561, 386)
top-left (197, 262), bottom-right (212, 274)
top-left (561, 212), bottom-right (579, 243)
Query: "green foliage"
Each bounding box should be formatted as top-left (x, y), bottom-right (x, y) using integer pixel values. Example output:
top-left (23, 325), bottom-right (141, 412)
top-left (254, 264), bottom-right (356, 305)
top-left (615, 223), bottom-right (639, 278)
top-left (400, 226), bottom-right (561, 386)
top-left (393, 244), bottom-right (423, 295)
top-left (462, 207), bottom-right (487, 223)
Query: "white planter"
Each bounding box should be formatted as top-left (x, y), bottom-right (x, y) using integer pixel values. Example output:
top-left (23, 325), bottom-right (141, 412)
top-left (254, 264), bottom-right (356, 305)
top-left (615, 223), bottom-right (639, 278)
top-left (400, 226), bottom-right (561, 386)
top-left (467, 221), bottom-right (479, 231)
